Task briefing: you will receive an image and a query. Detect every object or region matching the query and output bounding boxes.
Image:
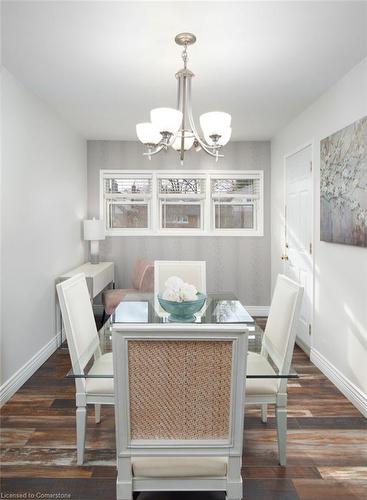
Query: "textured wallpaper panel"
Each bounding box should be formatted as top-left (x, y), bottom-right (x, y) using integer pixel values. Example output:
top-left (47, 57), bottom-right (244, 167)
top-left (87, 140), bottom-right (271, 306)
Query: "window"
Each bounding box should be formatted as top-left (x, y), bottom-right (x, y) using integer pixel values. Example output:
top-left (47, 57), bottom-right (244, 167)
top-left (211, 176), bottom-right (262, 233)
top-left (101, 170), bottom-right (263, 236)
top-left (103, 175), bottom-right (152, 232)
top-left (158, 177), bottom-right (206, 232)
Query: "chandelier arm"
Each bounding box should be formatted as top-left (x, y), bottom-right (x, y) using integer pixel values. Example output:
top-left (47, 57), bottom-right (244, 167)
top-left (186, 79), bottom-right (224, 158)
top-left (143, 144), bottom-right (166, 157)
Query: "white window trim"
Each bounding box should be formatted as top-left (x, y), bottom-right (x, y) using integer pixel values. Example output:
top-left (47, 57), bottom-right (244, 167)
top-left (100, 170), bottom-right (264, 237)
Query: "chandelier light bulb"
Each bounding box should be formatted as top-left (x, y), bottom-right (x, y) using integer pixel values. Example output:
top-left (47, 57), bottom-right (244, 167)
top-left (171, 132), bottom-right (195, 151)
top-left (136, 122), bottom-right (161, 145)
top-left (150, 107), bottom-right (183, 135)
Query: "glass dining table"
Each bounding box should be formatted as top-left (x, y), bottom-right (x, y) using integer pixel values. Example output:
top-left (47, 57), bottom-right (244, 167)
top-left (67, 292), bottom-right (297, 380)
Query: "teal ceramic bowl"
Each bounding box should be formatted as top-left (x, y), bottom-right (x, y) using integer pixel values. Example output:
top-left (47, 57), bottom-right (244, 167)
top-left (158, 293), bottom-right (207, 322)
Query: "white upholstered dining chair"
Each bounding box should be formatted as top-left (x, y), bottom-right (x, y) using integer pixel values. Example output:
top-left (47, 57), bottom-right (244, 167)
top-left (245, 274), bottom-right (303, 466)
top-left (154, 260), bottom-right (206, 314)
top-left (56, 273), bottom-right (114, 465)
top-left (112, 327), bottom-right (248, 500)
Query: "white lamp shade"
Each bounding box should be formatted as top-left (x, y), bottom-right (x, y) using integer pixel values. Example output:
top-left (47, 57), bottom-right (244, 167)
top-left (150, 107), bottom-right (183, 134)
top-left (204, 127), bottom-right (232, 146)
top-left (136, 122), bottom-right (161, 145)
top-left (171, 132), bottom-right (195, 151)
top-left (83, 219), bottom-right (105, 241)
top-left (200, 111), bottom-right (232, 137)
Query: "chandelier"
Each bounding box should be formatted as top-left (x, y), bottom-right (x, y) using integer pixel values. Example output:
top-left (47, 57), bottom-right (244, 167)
top-left (136, 33), bottom-right (232, 163)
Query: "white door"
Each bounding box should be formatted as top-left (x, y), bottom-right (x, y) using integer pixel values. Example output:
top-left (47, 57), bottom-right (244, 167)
top-left (284, 145), bottom-right (313, 353)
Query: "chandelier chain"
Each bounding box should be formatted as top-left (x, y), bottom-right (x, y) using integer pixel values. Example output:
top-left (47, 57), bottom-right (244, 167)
top-left (182, 44), bottom-right (188, 69)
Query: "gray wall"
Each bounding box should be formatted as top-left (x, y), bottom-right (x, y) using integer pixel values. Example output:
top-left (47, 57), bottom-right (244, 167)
top-left (87, 140), bottom-right (271, 307)
top-left (271, 57), bottom-right (367, 406)
top-left (1, 68), bottom-right (87, 386)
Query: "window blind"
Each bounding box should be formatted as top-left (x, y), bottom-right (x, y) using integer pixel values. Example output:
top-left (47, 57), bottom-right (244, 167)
top-left (104, 177), bottom-right (152, 198)
top-left (211, 176), bottom-right (261, 199)
top-left (158, 177), bottom-right (206, 197)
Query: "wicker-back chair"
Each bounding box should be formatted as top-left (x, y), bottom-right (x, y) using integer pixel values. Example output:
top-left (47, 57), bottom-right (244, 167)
top-left (112, 327), bottom-right (248, 500)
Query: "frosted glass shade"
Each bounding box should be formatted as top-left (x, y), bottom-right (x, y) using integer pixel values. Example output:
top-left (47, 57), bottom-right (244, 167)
top-left (151, 107), bottom-right (183, 134)
top-left (136, 122), bottom-right (161, 145)
top-left (83, 219), bottom-right (105, 241)
top-left (200, 112), bottom-right (231, 137)
top-left (205, 127), bottom-right (232, 146)
top-left (171, 132), bottom-right (195, 151)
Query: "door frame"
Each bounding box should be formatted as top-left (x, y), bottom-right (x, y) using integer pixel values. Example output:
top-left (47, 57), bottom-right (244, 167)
top-left (283, 141), bottom-right (315, 356)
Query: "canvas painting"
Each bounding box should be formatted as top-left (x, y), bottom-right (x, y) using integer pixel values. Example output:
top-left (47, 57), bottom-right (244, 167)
top-left (320, 116), bottom-right (367, 247)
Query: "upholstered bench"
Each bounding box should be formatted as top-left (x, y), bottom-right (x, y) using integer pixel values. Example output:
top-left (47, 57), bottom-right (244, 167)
top-left (102, 259), bottom-right (154, 322)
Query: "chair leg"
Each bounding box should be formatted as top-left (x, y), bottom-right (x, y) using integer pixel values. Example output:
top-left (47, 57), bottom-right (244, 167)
top-left (226, 486), bottom-right (242, 500)
top-left (76, 406), bottom-right (87, 465)
top-left (261, 404), bottom-right (268, 423)
top-left (226, 457), bottom-right (242, 500)
top-left (226, 485), bottom-right (242, 500)
top-left (116, 480), bottom-right (133, 500)
top-left (276, 405), bottom-right (287, 466)
top-left (95, 404), bottom-right (101, 424)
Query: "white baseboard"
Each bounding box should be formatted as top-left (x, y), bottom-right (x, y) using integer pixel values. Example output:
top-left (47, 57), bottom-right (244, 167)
top-left (296, 336), bottom-right (311, 357)
top-left (311, 348), bottom-right (367, 417)
top-left (245, 306), bottom-right (270, 317)
top-left (0, 330), bottom-right (62, 406)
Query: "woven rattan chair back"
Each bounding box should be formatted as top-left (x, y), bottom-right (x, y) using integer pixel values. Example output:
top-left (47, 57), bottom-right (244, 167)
top-left (127, 339), bottom-right (232, 441)
top-left (112, 327), bottom-right (248, 499)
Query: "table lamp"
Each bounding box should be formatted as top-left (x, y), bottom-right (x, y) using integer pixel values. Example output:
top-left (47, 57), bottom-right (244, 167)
top-left (83, 218), bottom-right (105, 264)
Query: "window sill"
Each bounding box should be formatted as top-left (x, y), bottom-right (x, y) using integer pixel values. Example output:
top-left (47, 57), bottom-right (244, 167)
top-left (105, 230), bottom-right (264, 237)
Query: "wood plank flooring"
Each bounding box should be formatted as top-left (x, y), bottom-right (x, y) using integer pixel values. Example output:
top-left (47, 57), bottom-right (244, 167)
top-left (1, 318), bottom-right (366, 499)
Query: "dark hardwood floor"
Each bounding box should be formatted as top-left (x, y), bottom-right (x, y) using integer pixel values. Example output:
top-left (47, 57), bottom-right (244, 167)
top-left (1, 318), bottom-right (366, 499)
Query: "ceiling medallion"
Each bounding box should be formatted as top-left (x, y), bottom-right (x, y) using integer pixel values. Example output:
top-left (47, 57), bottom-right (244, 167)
top-left (136, 33), bottom-right (232, 164)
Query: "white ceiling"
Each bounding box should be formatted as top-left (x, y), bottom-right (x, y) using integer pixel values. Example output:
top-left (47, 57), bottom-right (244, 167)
top-left (2, 1), bottom-right (367, 140)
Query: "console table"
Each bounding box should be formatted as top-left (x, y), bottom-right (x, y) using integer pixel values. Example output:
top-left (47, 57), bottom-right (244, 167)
top-left (57, 262), bottom-right (115, 345)
top-left (59, 261), bottom-right (115, 299)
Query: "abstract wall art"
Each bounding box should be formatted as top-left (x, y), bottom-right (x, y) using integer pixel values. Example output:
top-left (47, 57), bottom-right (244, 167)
top-left (320, 116), bottom-right (367, 247)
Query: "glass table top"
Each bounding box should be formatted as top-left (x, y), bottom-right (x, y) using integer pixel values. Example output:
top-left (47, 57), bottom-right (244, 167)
top-left (67, 292), bottom-right (297, 379)
top-left (111, 293), bottom-right (254, 326)
top-left (112, 292), bottom-right (255, 325)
